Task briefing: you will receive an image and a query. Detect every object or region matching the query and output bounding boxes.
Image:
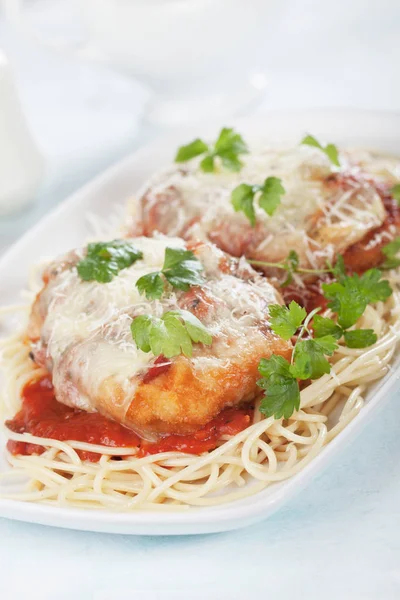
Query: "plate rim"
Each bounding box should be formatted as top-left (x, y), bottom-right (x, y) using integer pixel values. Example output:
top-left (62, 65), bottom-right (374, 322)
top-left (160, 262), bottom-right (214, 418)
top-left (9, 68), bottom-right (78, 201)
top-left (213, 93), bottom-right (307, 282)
top-left (1, 107), bottom-right (400, 535)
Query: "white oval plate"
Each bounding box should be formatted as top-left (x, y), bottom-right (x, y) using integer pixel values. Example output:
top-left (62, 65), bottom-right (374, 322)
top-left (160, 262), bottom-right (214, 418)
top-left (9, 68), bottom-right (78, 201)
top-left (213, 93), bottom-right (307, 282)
top-left (1, 109), bottom-right (400, 535)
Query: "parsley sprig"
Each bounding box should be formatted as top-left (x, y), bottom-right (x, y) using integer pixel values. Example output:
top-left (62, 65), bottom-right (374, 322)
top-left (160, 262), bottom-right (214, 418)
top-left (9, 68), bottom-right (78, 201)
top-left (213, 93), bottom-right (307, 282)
top-left (322, 268), bottom-right (392, 329)
top-left (136, 247), bottom-right (204, 300)
top-left (258, 261), bottom-right (393, 419)
top-left (248, 249), bottom-right (331, 286)
top-left (77, 240), bottom-right (143, 283)
top-left (257, 356), bottom-right (300, 420)
top-left (231, 177), bottom-right (285, 226)
top-left (175, 127), bottom-right (248, 173)
top-left (258, 303), bottom-right (337, 419)
top-left (312, 315), bottom-right (378, 349)
top-left (131, 309), bottom-right (212, 358)
top-left (301, 134), bottom-right (340, 167)
top-left (249, 241), bottom-right (400, 286)
top-left (269, 302), bottom-right (338, 376)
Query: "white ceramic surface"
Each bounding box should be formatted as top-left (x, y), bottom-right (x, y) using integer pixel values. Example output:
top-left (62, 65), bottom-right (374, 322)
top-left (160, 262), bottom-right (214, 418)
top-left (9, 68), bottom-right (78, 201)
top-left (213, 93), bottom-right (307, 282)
top-left (0, 109), bottom-right (399, 536)
top-left (0, 49), bottom-right (43, 215)
top-left (2, 0), bottom-right (280, 125)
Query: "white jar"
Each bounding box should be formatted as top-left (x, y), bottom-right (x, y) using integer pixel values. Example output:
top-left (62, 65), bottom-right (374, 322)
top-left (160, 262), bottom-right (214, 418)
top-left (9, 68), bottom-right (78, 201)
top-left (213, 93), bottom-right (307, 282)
top-left (0, 49), bottom-right (43, 216)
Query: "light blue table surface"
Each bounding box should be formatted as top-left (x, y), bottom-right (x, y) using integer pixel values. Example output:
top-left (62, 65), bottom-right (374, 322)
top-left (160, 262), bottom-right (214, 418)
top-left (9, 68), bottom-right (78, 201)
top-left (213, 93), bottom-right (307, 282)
top-left (1, 1), bottom-right (400, 598)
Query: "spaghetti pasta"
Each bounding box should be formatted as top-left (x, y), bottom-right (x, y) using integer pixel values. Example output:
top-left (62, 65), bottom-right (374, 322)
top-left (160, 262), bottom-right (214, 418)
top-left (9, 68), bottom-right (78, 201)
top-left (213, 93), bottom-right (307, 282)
top-left (1, 272), bottom-right (399, 509)
top-left (1, 140), bottom-right (400, 512)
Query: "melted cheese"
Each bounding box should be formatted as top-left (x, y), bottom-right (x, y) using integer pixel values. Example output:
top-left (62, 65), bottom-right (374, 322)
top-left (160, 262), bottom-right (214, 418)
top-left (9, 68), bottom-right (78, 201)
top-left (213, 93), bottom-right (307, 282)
top-left (349, 149), bottom-right (400, 184)
top-left (35, 237), bottom-right (282, 418)
top-left (132, 145), bottom-right (395, 271)
top-left (138, 145), bottom-right (334, 237)
top-left (37, 144), bottom-right (399, 428)
top-left (42, 236), bottom-right (185, 361)
top-left (39, 236), bottom-right (185, 411)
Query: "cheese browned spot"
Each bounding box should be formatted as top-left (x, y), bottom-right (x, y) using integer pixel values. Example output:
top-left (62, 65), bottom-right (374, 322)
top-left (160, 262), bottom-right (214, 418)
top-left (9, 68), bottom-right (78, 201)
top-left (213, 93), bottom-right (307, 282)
top-left (28, 237), bottom-right (291, 439)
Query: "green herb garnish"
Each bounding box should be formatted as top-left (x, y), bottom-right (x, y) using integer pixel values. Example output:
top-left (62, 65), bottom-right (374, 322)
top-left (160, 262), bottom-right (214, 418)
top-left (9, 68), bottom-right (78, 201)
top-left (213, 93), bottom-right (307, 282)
top-left (136, 247), bottom-right (204, 300)
top-left (77, 240), bottom-right (143, 283)
top-left (301, 134), bottom-right (340, 167)
top-left (312, 314), bottom-right (343, 340)
top-left (268, 301), bottom-right (306, 340)
top-left (174, 139), bottom-right (209, 163)
top-left (231, 177), bottom-right (285, 226)
top-left (322, 268), bottom-right (392, 329)
top-left (131, 309), bottom-right (212, 358)
top-left (258, 305), bottom-right (338, 419)
top-left (343, 329), bottom-right (378, 348)
top-left (281, 250), bottom-right (301, 287)
top-left (290, 336), bottom-right (336, 380)
top-left (391, 184), bottom-right (400, 204)
top-left (175, 127), bottom-right (248, 173)
top-left (382, 236), bottom-right (400, 269)
top-left (248, 249), bottom-right (331, 287)
top-left (257, 355), bottom-right (300, 420)
top-left (258, 261), bottom-right (392, 419)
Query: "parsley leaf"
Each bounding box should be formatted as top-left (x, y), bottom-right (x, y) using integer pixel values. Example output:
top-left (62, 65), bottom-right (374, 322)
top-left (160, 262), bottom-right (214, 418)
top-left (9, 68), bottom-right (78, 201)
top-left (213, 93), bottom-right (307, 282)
top-left (258, 356), bottom-right (300, 420)
top-left (359, 269), bottom-right (393, 304)
top-left (231, 184), bottom-right (257, 227)
top-left (391, 183), bottom-right (400, 204)
top-left (290, 337), bottom-right (336, 380)
top-left (269, 301), bottom-right (306, 340)
top-left (175, 138), bottom-right (209, 162)
top-left (177, 309), bottom-right (212, 343)
top-left (258, 177), bottom-right (285, 216)
top-left (136, 272), bottom-right (164, 300)
top-left (162, 248), bottom-right (204, 290)
top-left (131, 310), bottom-right (212, 358)
top-left (258, 354), bottom-right (291, 379)
top-left (311, 335), bottom-right (338, 356)
top-left (175, 127), bottom-right (248, 173)
top-left (313, 311), bottom-right (376, 349)
top-left (322, 280), bottom-right (362, 328)
top-left (343, 329), bottom-right (377, 348)
top-left (136, 247), bottom-right (204, 300)
top-left (214, 127), bottom-right (248, 171)
top-left (200, 155), bottom-right (215, 173)
top-left (131, 314), bottom-right (152, 353)
top-left (77, 240), bottom-right (143, 283)
top-left (313, 315), bottom-right (343, 340)
top-left (322, 268), bottom-right (392, 329)
top-left (382, 236), bottom-right (400, 269)
top-left (231, 177), bottom-right (284, 226)
top-left (301, 134), bottom-right (340, 167)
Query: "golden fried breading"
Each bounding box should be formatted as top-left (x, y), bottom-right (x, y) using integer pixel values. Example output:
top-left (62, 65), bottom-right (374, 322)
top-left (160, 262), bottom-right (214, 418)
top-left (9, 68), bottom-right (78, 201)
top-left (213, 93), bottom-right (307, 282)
top-left (28, 238), bottom-right (291, 439)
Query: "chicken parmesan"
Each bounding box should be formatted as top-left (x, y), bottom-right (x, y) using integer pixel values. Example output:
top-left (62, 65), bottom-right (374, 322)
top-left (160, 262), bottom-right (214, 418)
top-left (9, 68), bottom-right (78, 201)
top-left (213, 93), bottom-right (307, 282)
top-left (1, 129), bottom-right (400, 512)
top-left (25, 236), bottom-right (291, 440)
top-left (129, 143), bottom-right (400, 280)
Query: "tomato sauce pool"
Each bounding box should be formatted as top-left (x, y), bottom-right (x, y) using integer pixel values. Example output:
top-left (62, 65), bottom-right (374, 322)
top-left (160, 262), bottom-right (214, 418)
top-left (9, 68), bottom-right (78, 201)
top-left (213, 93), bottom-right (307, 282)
top-left (6, 376), bottom-right (252, 462)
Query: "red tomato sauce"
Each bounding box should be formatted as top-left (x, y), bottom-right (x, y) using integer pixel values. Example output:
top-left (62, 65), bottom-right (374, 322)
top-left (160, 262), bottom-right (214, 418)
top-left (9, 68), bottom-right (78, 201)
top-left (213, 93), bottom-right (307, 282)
top-left (5, 376), bottom-right (252, 462)
top-left (342, 185), bottom-right (400, 272)
top-left (141, 355), bottom-right (172, 384)
top-left (282, 177), bottom-right (400, 311)
top-left (137, 408), bottom-right (252, 457)
top-left (282, 280), bottom-right (328, 313)
top-left (6, 376), bottom-right (141, 462)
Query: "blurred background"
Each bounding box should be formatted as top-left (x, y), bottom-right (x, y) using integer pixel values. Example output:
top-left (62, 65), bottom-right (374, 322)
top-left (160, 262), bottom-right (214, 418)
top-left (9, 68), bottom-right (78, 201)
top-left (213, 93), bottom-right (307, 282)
top-left (0, 0), bottom-right (399, 253)
top-left (1, 3), bottom-right (400, 599)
